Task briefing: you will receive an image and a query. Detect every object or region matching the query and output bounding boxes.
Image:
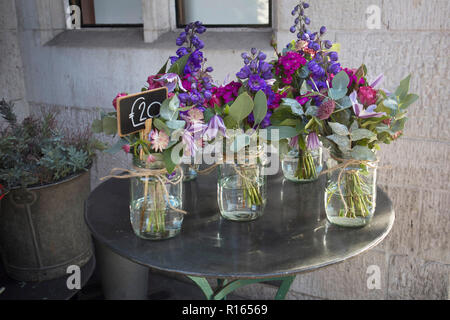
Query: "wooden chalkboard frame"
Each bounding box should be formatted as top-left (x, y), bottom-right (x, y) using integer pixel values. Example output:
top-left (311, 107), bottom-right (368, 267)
top-left (116, 87), bottom-right (168, 137)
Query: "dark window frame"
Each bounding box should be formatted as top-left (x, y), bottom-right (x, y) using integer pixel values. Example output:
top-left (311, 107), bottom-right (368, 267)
top-left (175, 0), bottom-right (272, 28)
top-left (69, 0), bottom-right (143, 28)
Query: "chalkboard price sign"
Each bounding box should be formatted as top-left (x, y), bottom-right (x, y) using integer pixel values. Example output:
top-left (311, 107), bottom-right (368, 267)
top-left (116, 87), bottom-right (168, 136)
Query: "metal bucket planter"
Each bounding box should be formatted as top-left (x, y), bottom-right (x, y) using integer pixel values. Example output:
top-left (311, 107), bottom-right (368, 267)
top-left (0, 170), bottom-right (93, 282)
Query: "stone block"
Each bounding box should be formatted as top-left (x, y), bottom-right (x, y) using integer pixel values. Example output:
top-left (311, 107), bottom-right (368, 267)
top-left (290, 250), bottom-right (388, 299)
top-left (418, 190), bottom-right (450, 264)
top-left (388, 255), bottom-right (449, 299)
top-left (377, 139), bottom-right (450, 192)
top-left (377, 185), bottom-right (421, 256)
top-left (0, 0), bottom-right (18, 30)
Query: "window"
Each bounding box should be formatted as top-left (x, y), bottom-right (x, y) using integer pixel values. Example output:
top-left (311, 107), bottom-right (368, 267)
top-left (176, 0), bottom-right (271, 28)
top-left (69, 0), bottom-right (143, 27)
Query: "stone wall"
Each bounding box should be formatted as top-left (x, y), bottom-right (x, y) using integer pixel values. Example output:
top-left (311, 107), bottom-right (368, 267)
top-left (3, 0), bottom-right (449, 299)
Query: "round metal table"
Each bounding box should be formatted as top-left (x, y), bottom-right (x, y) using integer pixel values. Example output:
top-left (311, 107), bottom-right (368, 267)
top-left (85, 172), bottom-right (394, 300)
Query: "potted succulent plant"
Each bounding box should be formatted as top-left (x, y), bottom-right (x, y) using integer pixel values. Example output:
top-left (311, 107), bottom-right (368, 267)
top-left (0, 99), bottom-right (105, 281)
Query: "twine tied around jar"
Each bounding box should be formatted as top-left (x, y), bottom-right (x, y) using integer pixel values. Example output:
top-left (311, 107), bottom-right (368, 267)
top-left (319, 156), bottom-right (379, 216)
top-left (101, 166), bottom-right (187, 215)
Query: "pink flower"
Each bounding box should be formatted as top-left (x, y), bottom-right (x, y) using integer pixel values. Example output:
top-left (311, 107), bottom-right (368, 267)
top-left (122, 144), bottom-right (131, 153)
top-left (112, 93), bottom-right (128, 110)
top-left (317, 100), bottom-right (336, 120)
top-left (343, 68), bottom-right (366, 88)
top-left (149, 129), bottom-right (170, 153)
top-left (147, 75), bottom-right (163, 90)
top-left (147, 154), bottom-right (156, 163)
top-left (350, 91), bottom-right (386, 119)
top-left (358, 86), bottom-right (378, 106)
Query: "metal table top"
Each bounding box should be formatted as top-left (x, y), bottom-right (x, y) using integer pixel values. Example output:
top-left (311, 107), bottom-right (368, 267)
top-left (85, 172), bottom-right (394, 279)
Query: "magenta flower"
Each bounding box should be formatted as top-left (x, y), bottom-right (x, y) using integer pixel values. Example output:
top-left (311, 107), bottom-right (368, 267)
top-left (350, 91), bottom-right (386, 119)
top-left (307, 132), bottom-right (320, 150)
top-left (122, 144), bottom-right (131, 153)
top-left (358, 86), bottom-right (378, 106)
top-left (154, 73), bottom-right (186, 93)
top-left (203, 115), bottom-right (227, 141)
top-left (112, 93), bottom-right (128, 110)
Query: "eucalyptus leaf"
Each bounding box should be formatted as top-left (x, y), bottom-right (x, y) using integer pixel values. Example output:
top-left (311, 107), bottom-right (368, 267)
top-left (253, 90), bottom-right (268, 125)
top-left (337, 96), bottom-right (353, 108)
top-left (350, 145), bottom-right (376, 161)
top-left (332, 70), bottom-right (350, 91)
top-left (166, 120), bottom-right (186, 130)
top-left (327, 134), bottom-right (351, 151)
top-left (265, 126), bottom-right (300, 141)
top-left (351, 128), bottom-right (376, 141)
top-left (229, 92), bottom-right (254, 123)
top-left (329, 122), bottom-right (350, 136)
top-left (223, 115), bottom-right (239, 129)
top-left (160, 98), bottom-right (179, 121)
top-left (328, 87), bottom-right (347, 100)
top-left (281, 98), bottom-right (304, 116)
top-left (153, 118), bottom-right (171, 135)
top-left (305, 104), bottom-right (318, 117)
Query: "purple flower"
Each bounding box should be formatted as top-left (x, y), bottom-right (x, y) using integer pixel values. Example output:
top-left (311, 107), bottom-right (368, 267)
top-left (203, 115), bottom-right (227, 141)
top-left (154, 73), bottom-right (186, 93)
top-left (350, 91), bottom-right (387, 119)
top-left (248, 74), bottom-right (266, 92)
top-left (370, 73), bottom-right (384, 88)
top-left (289, 135), bottom-right (299, 149)
top-left (307, 132), bottom-right (320, 150)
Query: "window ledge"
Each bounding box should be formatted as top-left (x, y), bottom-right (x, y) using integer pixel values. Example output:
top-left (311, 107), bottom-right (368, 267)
top-left (46, 29), bottom-right (274, 51)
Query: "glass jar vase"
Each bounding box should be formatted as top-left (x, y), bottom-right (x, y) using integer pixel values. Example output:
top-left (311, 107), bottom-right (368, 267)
top-left (324, 162), bottom-right (377, 227)
top-left (129, 158), bottom-right (184, 240)
top-left (217, 152), bottom-right (267, 222)
top-left (281, 147), bottom-right (323, 183)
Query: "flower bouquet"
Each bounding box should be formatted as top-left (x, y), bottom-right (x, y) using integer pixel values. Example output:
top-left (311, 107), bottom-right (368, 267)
top-left (92, 21), bottom-right (216, 239)
top-left (271, 1), bottom-right (419, 226)
top-left (201, 47), bottom-right (282, 221)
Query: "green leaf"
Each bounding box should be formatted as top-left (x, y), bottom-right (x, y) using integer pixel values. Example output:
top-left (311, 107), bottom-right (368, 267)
top-left (270, 107), bottom-right (296, 125)
top-left (351, 128), bottom-right (376, 141)
top-left (327, 134), bottom-right (351, 151)
top-left (105, 138), bottom-right (128, 154)
top-left (281, 98), bottom-right (304, 116)
top-left (350, 121), bottom-right (359, 132)
top-left (153, 118), bottom-right (170, 135)
top-left (167, 53), bottom-right (192, 76)
top-left (299, 65), bottom-right (310, 78)
top-left (223, 115), bottom-right (239, 129)
top-left (166, 120), bottom-right (186, 130)
top-left (265, 126), bottom-right (300, 141)
top-left (395, 74), bottom-right (411, 101)
top-left (203, 108), bottom-right (215, 123)
top-left (337, 96), bottom-right (353, 108)
top-left (229, 92), bottom-right (254, 123)
top-left (350, 145), bottom-right (376, 161)
top-left (91, 119), bottom-right (103, 134)
top-left (160, 97), bottom-right (179, 121)
top-left (329, 122), bottom-right (350, 136)
top-left (399, 93), bottom-right (419, 109)
top-left (328, 87), bottom-right (347, 100)
top-left (157, 59), bottom-right (169, 75)
top-left (102, 116), bottom-right (117, 135)
top-left (163, 144), bottom-right (180, 174)
top-left (305, 104), bottom-right (318, 117)
top-left (332, 70), bottom-right (350, 91)
top-left (253, 90), bottom-right (268, 125)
